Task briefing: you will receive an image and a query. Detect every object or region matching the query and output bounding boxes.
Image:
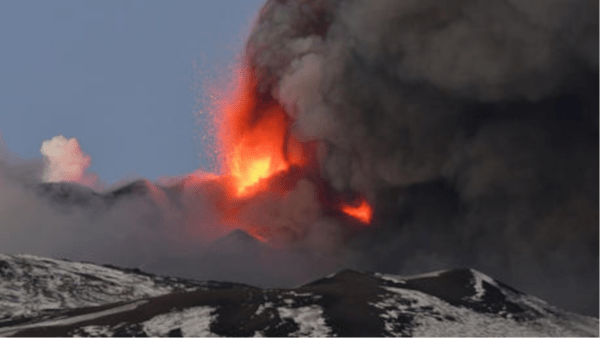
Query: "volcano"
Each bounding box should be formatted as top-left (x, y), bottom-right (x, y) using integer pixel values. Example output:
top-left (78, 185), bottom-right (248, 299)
top-left (0, 0), bottom-right (597, 329)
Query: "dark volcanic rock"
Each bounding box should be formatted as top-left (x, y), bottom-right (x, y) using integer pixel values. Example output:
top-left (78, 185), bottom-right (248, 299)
top-left (31, 182), bottom-right (107, 209)
top-left (29, 179), bottom-right (181, 209)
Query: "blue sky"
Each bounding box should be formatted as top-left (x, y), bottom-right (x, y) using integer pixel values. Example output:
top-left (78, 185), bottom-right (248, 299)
top-left (0, 0), bottom-right (264, 186)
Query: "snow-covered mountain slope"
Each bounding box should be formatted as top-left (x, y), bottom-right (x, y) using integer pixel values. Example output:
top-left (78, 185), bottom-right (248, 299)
top-left (0, 255), bottom-right (597, 337)
top-left (0, 254), bottom-right (226, 324)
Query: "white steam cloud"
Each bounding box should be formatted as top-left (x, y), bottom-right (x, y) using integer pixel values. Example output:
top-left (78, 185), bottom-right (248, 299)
top-left (40, 135), bottom-right (99, 189)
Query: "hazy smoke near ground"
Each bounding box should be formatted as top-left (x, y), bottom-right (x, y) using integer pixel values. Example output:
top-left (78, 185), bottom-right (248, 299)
top-left (0, 137), bottom-right (345, 290)
top-left (244, 0), bottom-right (599, 316)
top-left (1, 138), bottom-right (187, 274)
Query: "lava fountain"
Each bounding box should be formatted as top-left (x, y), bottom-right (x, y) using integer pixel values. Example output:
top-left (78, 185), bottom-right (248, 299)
top-left (198, 63), bottom-right (373, 245)
top-left (218, 67), bottom-right (307, 198)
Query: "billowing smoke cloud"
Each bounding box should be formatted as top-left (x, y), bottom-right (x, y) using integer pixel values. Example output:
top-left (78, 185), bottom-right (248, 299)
top-left (244, 0), bottom-right (599, 316)
top-left (0, 137), bottom-right (345, 289)
top-left (40, 135), bottom-right (99, 189)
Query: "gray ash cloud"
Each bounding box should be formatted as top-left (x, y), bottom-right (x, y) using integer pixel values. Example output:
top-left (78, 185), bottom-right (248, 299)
top-left (244, 0), bottom-right (598, 316)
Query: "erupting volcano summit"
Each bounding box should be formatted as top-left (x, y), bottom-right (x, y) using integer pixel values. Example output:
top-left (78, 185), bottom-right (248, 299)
top-left (199, 0), bottom-right (599, 317)
top-left (0, 0), bottom-right (596, 322)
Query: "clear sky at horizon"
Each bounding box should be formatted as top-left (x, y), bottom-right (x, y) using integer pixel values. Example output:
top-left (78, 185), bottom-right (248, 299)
top-left (0, 0), bottom-right (264, 186)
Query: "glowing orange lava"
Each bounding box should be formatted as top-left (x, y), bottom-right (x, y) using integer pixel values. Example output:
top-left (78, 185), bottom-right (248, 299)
top-left (212, 64), bottom-right (375, 232)
top-left (341, 199), bottom-right (373, 224)
top-left (218, 67), bottom-right (306, 198)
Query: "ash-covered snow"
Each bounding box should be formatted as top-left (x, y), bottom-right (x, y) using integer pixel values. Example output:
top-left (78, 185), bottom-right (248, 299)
top-left (470, 268), bottom-right (499, 301)
top-left (377, 286), bottom-right (597, 336)
top-left (374, 270), bottom-right (599, 337)
top-left (0, 254), bottom-right (202, 321)
top-left (284, 291), bottom-right (320, 298)
top-left (255, 302), bottom-right (274, 316)
top-left (277, 305), bottom-right (332, 337)
top-left (1, 259), bottom-right (597, 337)
top-left (392, 269), bottom-right (450, 281)
top-left (0, 300), bottom-right (147, 337)
top-left (142, 306), bottom-right (216, 337)
top-left (70, 325), bottom-right (114, 337)
top-left (373, 273), bottom-right (406, 285)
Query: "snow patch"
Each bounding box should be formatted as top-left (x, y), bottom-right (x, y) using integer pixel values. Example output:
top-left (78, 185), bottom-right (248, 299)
top-left (277, 305), bottom-right (332, 337)
top-left (72, 325), bottom-right (114, 337)
top-left (402, 269), bottom-right (449, 280)
top-left (469, 269), bottom-right (498, 301)
top-left (255, 302), bottom-right (273, 315)
top-left (285, 291), bottom-right (315, 297)
top-left (142, 306), bottom-right (216, 337)
top-left (376, 273), bottom-right (406, 284)
top-left (377, 270), bottom-right (449, 285)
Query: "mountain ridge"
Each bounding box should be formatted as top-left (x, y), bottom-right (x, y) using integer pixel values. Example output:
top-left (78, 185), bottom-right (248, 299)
top-left (0, 254), bottom-right (597, 337)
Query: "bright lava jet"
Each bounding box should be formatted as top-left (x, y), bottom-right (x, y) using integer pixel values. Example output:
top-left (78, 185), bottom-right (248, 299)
top-left (205, 64), bottom-right (374, 242)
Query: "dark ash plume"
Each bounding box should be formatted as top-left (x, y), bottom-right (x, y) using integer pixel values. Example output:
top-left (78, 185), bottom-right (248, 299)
top-left (245, 0), bottom-right (599, 316)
